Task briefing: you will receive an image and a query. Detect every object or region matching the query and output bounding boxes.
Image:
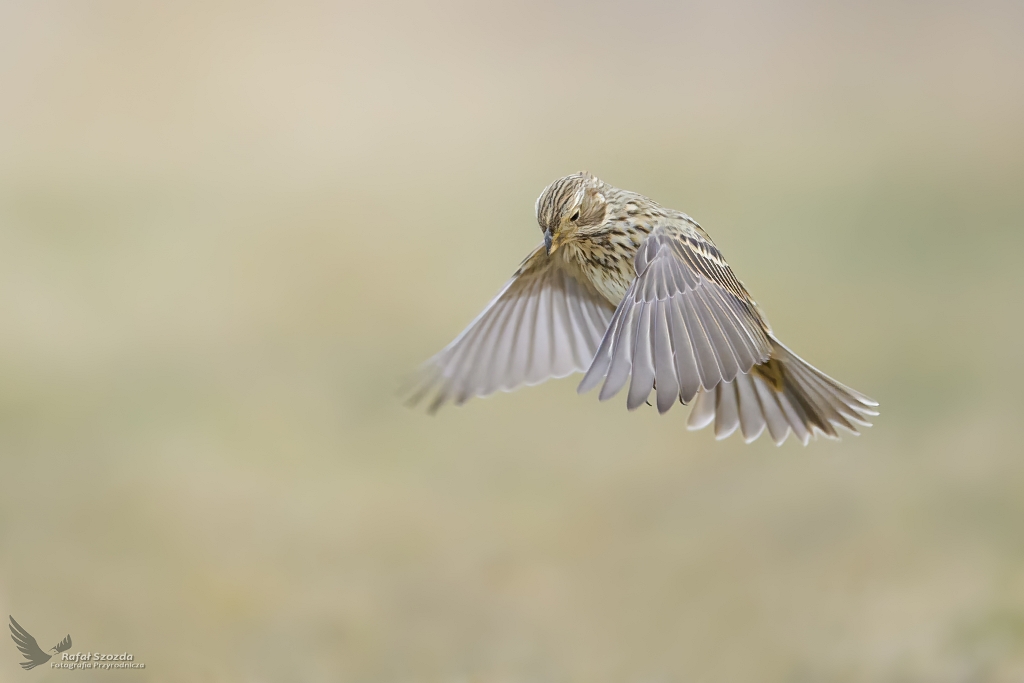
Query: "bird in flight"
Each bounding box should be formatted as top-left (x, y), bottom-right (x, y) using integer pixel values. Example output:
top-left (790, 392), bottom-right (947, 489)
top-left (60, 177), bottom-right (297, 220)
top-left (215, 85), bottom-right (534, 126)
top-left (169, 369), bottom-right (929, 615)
top-left (9, 616), bottom-right (72, 670)
top-left (409, 173), bottom-right (877, 444)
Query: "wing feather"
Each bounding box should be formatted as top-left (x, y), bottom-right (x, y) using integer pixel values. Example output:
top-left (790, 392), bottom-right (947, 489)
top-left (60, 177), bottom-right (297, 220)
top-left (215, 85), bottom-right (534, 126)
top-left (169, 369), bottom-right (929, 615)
top-left (703, 286), bottom-right (762, 371)
top-left (667, 296), bottom-right (702, 403)
top-left (713, 379), bottom-right (741, 439)
top-left (653, 300), bottom-right (680, 414)
top-left (753, 377), bottom-right (791, 445)
top-left (600, 302), bottom-right (641, 401)
top-left (581, 225), bottom-right (772, 410)
top-left (476, 278), bottom-right (524, 395)
top-left (735, 372), bottom-right (767, 443)
top-left (687, 387), bottom-right (717, 430)
top-left (524, 278), bottom-right (549, 385)
top-left (502, 276), bottom-right (535, 390)
top-left (682, 295), bottom-right (724, 389)
top-left (410, 247), bottom-right (616, 410)
top-left (692, 288), bottom-right (740, 382)
top-left (686, 339), bottom-right (877, 445)
top-left (553, 275), bottom-right (584, 369)
top-left (626, 303), bottom-right (655, 410)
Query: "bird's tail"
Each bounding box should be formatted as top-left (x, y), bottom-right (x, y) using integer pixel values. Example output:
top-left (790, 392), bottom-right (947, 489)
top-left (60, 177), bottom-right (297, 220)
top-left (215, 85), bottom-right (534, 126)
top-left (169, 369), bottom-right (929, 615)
top-left (686, 336), bottom-right (878, 445)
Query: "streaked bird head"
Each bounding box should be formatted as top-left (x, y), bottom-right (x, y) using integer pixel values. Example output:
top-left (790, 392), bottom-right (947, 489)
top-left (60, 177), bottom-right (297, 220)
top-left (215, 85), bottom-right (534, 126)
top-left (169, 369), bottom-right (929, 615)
top-left (535, 172), bottom-right (608, 255)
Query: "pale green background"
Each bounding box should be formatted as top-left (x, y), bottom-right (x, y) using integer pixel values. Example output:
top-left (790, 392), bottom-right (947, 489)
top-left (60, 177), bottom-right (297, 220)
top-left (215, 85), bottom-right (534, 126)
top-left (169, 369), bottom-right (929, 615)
top-left (1, 1), bottom-right (1023, 681)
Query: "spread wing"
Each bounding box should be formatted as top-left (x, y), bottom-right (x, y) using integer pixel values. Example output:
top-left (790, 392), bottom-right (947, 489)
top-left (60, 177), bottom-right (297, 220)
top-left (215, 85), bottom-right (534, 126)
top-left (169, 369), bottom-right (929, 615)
top-left (9, 616), bottom-right (52, 670)
top-left (409, 246), bottom-right (616, 412)
top-left (54, 634), bottom-right (73, 653)
top-left (687, 339), bottom-right (879, 445)
top-left (579, 224), bottom-right (773, 413)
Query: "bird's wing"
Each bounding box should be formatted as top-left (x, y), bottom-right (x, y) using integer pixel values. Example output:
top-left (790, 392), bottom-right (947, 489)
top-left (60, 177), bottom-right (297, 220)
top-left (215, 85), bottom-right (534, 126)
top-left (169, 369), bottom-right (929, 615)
top-left (579, 224), bottom-right (773, 413)
top-left (9, 616), bottom-right (52, 670)
top-left (54, 634), bottom-right (72, 653)
top-left (687, 339), bottom-right (879, 445)
top-left (409, 245), bottom-right (616, 411)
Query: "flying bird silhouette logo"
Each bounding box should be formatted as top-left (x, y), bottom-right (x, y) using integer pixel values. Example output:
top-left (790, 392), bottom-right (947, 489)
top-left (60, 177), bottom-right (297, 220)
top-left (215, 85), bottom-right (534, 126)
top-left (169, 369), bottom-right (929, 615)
top-left (9, 616), bottom-right (72, 670)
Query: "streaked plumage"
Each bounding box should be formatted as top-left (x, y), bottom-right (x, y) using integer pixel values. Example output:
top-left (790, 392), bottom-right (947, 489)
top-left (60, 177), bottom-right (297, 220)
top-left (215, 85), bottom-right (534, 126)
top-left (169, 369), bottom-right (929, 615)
top-left (409, 172), bottom-right (877, 445)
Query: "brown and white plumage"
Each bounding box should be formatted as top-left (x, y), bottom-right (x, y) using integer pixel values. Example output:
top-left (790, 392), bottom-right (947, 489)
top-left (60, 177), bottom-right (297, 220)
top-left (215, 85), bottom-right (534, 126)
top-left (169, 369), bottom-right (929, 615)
top-left (410, 172), bottom-right (877, 444)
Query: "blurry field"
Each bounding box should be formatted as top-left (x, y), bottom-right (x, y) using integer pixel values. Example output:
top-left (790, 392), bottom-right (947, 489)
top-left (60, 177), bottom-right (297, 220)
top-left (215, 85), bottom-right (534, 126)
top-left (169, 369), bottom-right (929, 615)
top-left (2, 1), bottom-right (1024, 681)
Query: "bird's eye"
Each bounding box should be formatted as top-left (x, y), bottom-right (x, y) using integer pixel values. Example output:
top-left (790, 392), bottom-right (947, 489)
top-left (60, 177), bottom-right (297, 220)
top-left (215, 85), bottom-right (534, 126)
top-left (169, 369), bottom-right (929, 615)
top-left (570, 210), bottom-right (580, 221)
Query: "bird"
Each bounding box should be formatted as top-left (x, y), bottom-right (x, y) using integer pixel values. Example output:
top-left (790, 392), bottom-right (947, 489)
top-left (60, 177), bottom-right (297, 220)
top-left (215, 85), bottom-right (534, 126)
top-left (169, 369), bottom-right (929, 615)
top-left (9, 616), bottom-right (72, 670)
top-left (408, 172), bottom-right (877, 445)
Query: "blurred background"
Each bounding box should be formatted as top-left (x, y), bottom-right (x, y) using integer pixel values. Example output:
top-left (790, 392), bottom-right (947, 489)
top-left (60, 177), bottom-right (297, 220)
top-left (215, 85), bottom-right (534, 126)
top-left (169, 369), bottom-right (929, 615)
top-left (1, 1), bottom-right (1023, 680)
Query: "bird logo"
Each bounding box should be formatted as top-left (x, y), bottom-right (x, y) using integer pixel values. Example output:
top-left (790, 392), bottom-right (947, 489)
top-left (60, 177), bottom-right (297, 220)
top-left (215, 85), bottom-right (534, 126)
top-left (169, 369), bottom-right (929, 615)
top-left (9, 616), bottom-right (72, 670)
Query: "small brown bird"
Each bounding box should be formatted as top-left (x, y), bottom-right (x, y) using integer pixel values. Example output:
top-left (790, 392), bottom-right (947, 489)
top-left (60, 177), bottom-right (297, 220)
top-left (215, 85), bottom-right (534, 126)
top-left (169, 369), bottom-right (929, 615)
top-left (410, 172), bottom-right (877, 445)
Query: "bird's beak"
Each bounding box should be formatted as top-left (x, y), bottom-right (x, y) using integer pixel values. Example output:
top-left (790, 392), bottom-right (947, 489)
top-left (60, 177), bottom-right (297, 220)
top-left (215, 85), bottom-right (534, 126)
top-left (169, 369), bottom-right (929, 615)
top-left (543, 228), bottom-right (553, 256)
